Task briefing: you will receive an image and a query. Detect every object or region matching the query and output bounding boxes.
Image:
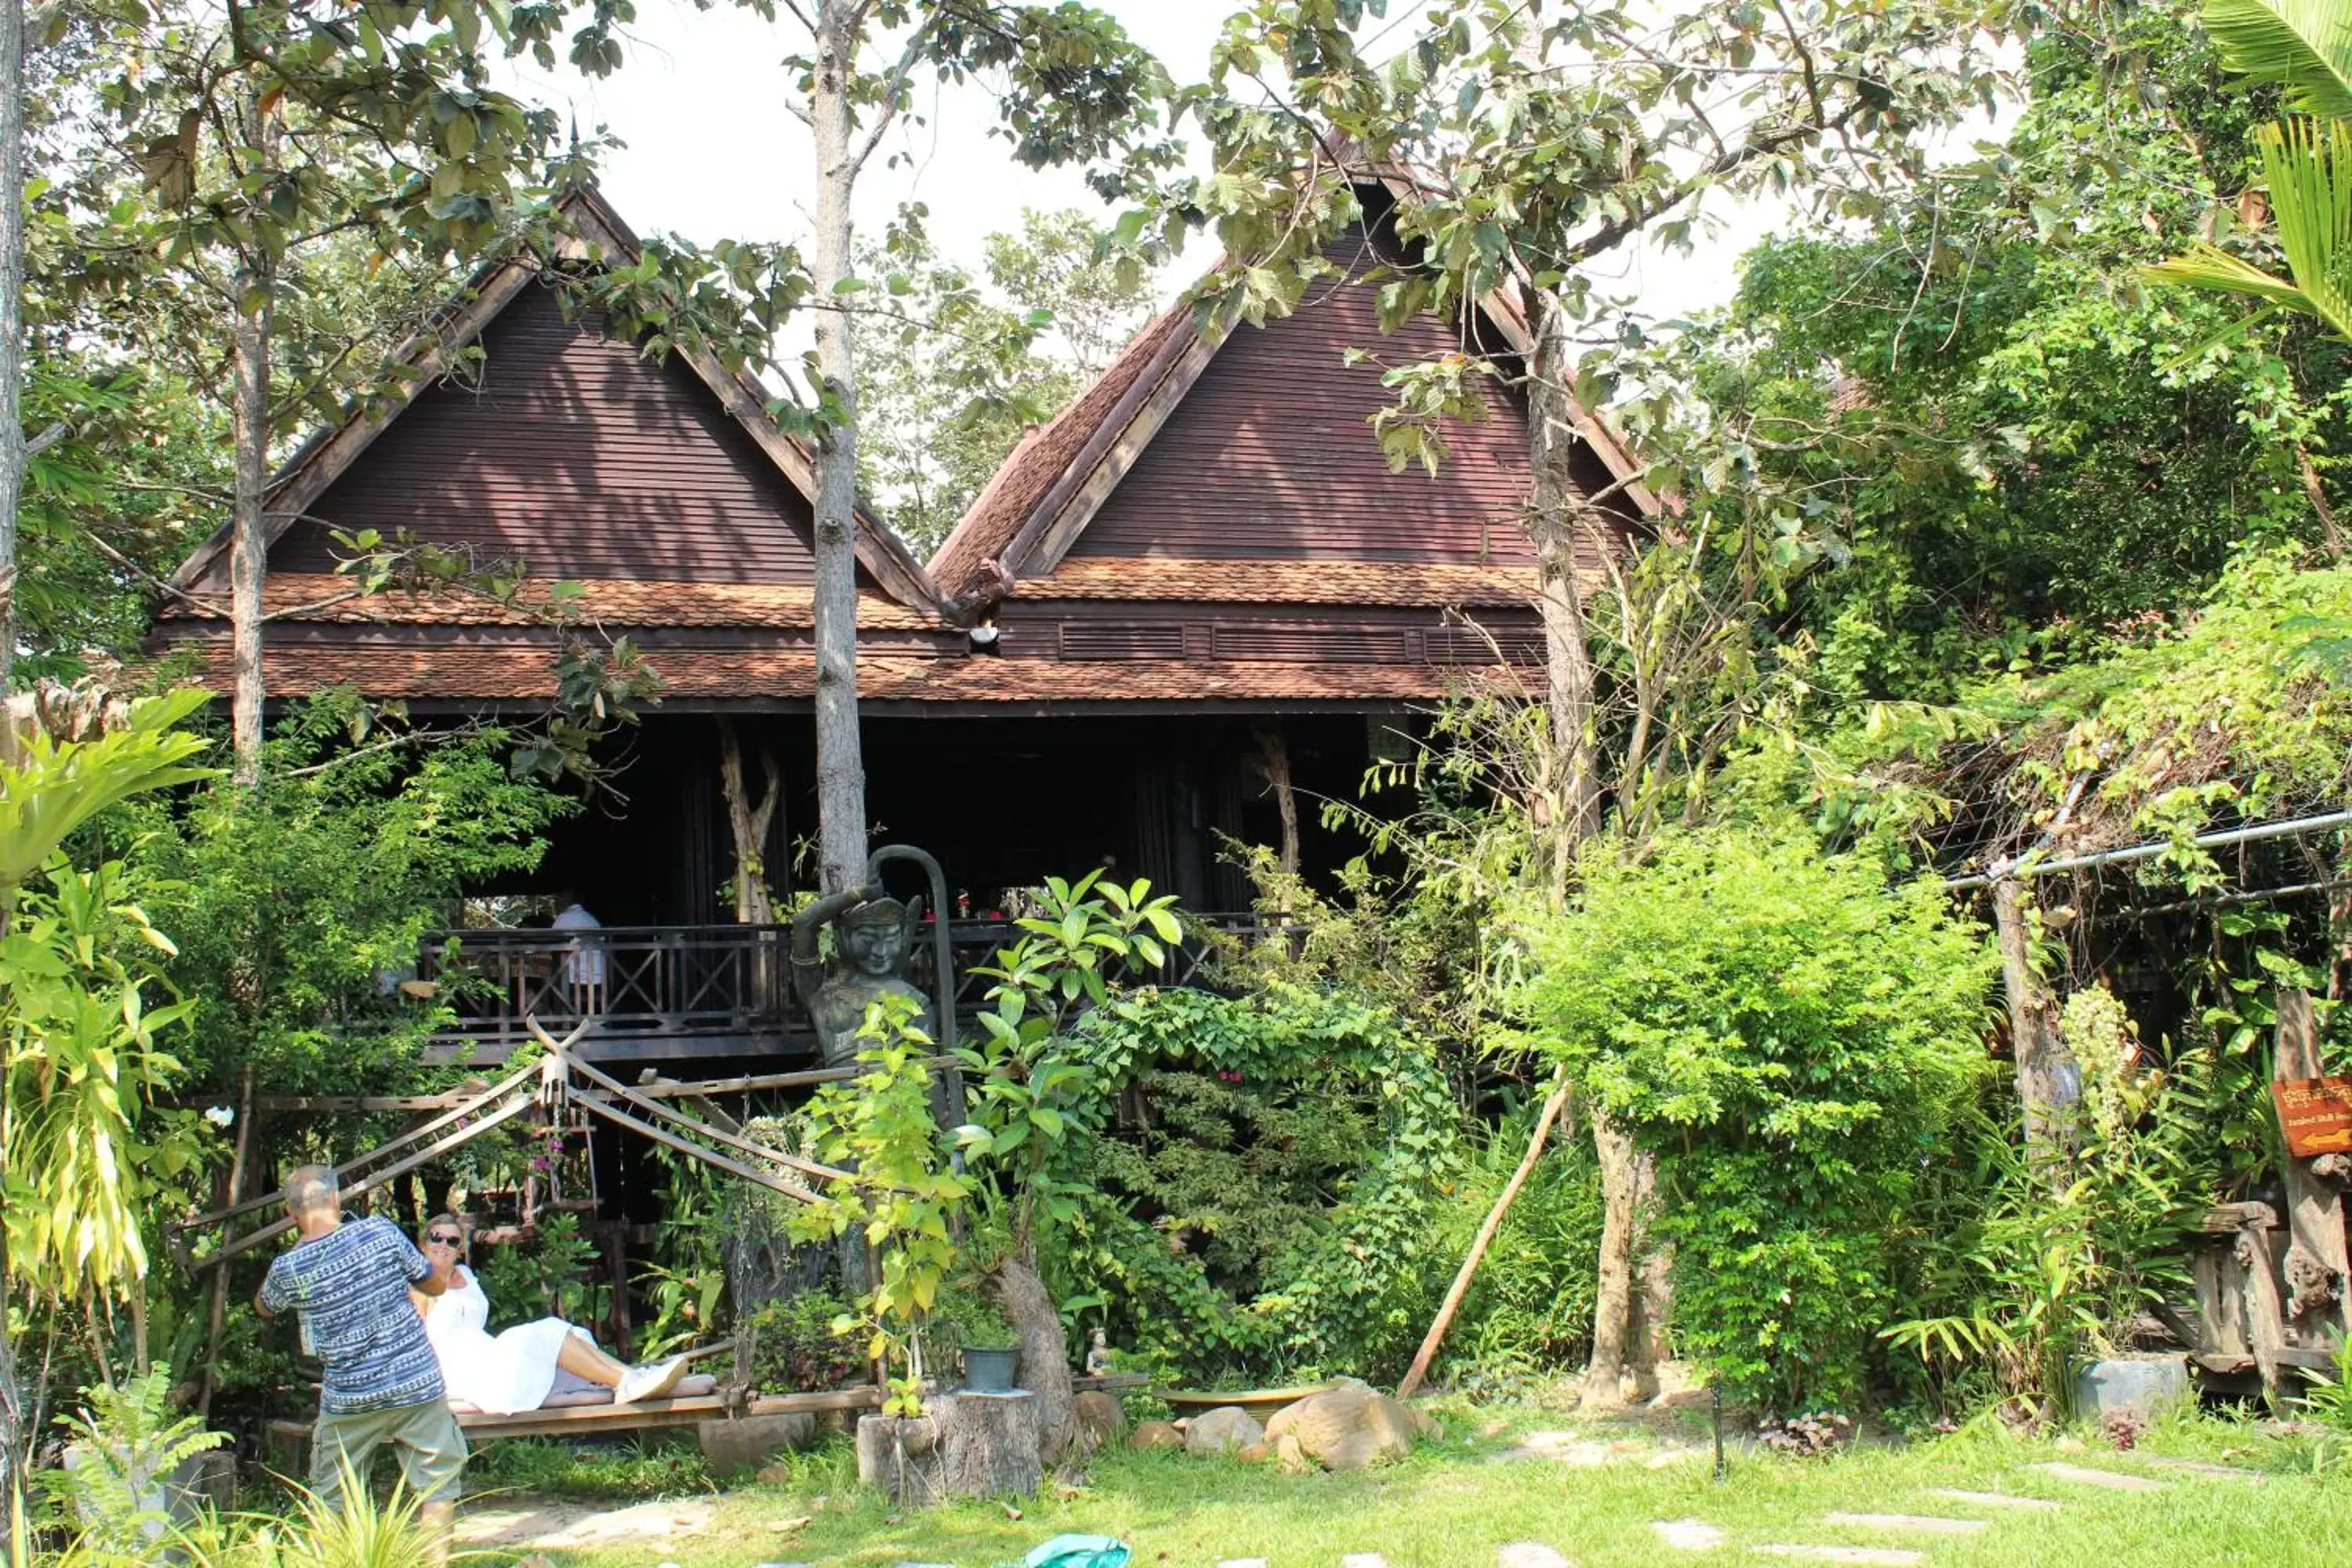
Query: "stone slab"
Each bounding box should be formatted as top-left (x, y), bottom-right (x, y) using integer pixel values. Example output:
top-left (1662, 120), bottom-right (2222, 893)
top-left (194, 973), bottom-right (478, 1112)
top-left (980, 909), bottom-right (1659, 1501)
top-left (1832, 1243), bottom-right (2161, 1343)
top-left (1925, 1489), bottom-right (2063, 1512)
top-left (1653, 1519), bottom-right (1728, 1551)
top-left (1821, 1513), bottom-right (1987, 1535)
top-left (2132, 1456), bottom-right (2265, 1481)
top-left (1342, 1556), bottom-right (1392, 1568)
top-left (1497, 1545), bottom-right (1572, 1568)
top-left (1751, 1549), bottom-right (1923, 1566)
top-left (2027, 1461), bottom-right (2166, 1493)
top-left (1214, 1559), bottom-right (1268, 1568)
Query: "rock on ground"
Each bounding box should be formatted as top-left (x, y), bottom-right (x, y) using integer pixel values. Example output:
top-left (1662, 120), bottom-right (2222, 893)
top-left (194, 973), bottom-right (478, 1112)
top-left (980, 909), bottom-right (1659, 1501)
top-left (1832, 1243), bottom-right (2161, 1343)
top-left (1185, 1405), bottom-right (1267, 1457)
top-left (1130, 1420), bottom-right (1184, 1451)
top-left (1261, 1383), bottom-right (1422, 1472)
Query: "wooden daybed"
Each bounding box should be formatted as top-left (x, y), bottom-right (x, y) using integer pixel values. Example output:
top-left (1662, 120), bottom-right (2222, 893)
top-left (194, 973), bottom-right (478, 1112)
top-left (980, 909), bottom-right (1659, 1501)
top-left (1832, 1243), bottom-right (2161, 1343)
top-left (267, 1374), bottom-right (1147, 1455)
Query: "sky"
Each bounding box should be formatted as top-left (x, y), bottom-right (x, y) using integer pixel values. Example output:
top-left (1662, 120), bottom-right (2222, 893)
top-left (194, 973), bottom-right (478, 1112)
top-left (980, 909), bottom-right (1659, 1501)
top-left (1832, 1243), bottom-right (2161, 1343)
top-left (504, 0), bottom-right (1793, 323)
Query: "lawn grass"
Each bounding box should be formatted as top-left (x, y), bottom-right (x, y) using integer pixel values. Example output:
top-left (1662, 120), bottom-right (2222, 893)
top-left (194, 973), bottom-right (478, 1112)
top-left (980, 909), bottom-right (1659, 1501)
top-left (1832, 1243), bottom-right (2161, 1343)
top-left (519, 1402), bottom-right (2352, 1568)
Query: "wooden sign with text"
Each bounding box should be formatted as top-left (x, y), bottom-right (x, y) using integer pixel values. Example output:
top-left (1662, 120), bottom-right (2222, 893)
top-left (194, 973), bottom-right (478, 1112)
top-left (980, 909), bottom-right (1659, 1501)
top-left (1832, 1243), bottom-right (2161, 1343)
top-left (2272, 1075), bottom-right (2352, 1158)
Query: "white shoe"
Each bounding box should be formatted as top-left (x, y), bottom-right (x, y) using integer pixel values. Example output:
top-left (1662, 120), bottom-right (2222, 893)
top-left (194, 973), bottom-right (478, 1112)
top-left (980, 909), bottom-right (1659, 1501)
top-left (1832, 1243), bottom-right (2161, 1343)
top-left (613, 1356), bottom-right (688, 1406)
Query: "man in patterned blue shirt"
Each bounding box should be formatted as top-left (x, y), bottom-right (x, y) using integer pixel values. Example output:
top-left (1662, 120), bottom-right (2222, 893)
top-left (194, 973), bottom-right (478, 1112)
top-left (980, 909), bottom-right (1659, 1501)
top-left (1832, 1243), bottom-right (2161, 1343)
top-left (256, 1164), bottom-right (465, 1556)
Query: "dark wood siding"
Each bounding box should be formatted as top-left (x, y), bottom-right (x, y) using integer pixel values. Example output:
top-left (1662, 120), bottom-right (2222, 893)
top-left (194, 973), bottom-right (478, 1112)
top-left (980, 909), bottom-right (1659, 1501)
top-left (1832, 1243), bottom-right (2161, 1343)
top-left (272, 285), bottom-right (826, 584)
top-left (1072, 225), bottom-right (1536, 565)
top-left (996, 598), bottom-right (1543, 665)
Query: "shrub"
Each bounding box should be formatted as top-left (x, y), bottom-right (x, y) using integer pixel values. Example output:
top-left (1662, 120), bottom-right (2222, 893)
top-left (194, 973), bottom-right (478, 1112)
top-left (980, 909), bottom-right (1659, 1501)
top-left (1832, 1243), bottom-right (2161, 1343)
top-left (1518, 829), bottom-right (1998, 1411)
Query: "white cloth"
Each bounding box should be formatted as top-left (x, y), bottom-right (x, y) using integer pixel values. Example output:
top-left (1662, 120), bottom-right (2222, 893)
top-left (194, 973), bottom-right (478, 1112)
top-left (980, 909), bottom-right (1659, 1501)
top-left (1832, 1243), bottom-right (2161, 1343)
top-left (419, 1269), bottom-right (590, 1415)
top-left (552, 903), bottom-right (605, 988)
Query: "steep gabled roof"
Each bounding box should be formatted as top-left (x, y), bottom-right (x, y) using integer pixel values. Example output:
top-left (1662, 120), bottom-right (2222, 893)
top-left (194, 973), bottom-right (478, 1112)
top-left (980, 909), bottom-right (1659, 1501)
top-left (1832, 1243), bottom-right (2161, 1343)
top-left (927, 190), bottom-right (1656, 612)
top-left (169, 183), bottom-right (943, 617)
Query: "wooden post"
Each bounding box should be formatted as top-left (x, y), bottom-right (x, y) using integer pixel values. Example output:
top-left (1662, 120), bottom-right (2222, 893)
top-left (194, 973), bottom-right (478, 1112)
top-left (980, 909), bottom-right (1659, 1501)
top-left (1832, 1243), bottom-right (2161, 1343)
top-left (1992, 876), bottom-right (2078, 1169)
top-left (1398, 1069), bottom-right (1570, 1399)
top-left (197, 1067), bottom-right (256, 1423)
top-left (1250, 721), bottom-right (1301, 880)
top-left (2272, 989), bottom-right (2350, 1350)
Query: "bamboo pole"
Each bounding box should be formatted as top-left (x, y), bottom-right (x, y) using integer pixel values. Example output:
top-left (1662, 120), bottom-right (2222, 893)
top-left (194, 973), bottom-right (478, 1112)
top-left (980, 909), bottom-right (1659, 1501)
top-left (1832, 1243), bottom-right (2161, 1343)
top-left (1396, 1068), bottom-right (1572, 1399)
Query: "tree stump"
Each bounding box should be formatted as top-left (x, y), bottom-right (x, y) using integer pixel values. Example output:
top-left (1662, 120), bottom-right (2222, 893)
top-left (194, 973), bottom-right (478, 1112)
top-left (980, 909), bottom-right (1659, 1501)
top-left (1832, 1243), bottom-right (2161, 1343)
top-left (855, 1393), bottom-right (1040, 1506)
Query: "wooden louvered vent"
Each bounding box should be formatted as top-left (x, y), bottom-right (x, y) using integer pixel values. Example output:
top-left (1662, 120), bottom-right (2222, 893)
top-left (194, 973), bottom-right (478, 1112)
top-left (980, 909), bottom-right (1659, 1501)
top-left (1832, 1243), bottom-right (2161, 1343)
top-left (1425, 626), bottom-right (1547, 665)
top-left (1058, 622), bottom-right (1188, 660)
top-left (1214, 625), bottom-right (1414, 663)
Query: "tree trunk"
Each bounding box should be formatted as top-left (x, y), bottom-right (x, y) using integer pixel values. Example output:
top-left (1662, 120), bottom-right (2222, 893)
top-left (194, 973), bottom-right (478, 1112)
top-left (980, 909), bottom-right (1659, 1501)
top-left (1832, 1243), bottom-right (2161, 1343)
top-left (1397, 1069), bottom-right (1571, 1399)
top-left (985, 1255), bottom-right (1073, 1464)
top-left (807, 5), bottom-right (869, 893)
top-left (2272, 988), bottom-right (2350, 1346)
top-left (1252, 720), bottom-right (1301, 879)
top-left (1627, 1163), bottom-right (1671, 1402)
top-left (1993, 876), bottom-right (2077, 1169)
top-left (1526, 296), bottom-right (1602, 896)
top-left (0, 0), bottom-right (26, 1530)
top-left (717, 717), bottom-right (781, 924)
top-left (0, 0), bottom-right (22, 743)
top-left (1581, 1107), bottom-right (1642, 1409)
top-left (227, 100), bottom-right (278, 785)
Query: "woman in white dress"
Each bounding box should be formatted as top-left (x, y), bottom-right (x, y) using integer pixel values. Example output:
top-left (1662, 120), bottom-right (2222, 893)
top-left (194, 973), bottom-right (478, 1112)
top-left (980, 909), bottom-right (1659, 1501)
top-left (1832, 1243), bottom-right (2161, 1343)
top-left (411, 1214), bottom-right (687, 1414)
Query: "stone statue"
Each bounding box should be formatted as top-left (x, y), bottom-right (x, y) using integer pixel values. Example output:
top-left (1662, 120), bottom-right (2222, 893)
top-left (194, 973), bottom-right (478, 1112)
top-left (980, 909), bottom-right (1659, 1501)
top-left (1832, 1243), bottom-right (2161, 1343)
top-left (791, 884), bottom-right (935, 1068)
top-left (1084, 1327), bottom-right (1111, 1378)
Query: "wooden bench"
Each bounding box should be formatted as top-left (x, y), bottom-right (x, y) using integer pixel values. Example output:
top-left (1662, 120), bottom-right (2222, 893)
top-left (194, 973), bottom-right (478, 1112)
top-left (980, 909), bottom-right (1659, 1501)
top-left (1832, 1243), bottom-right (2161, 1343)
top-left (267, 1373), bottom-right (1149, 1459)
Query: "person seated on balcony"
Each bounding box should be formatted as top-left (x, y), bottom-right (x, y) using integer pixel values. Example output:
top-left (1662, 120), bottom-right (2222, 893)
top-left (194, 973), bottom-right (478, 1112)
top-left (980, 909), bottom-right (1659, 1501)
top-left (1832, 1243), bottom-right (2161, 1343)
top-left (550, 892), bottom-right (605, 1017)
top-left (410, 1214), bottom-right (685, 1414)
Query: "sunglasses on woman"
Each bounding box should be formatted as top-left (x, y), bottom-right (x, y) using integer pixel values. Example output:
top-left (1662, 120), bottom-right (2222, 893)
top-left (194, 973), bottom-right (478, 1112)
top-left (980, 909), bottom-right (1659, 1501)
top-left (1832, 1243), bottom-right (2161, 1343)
top-left (427, 1231), bottom-right (461, 1246)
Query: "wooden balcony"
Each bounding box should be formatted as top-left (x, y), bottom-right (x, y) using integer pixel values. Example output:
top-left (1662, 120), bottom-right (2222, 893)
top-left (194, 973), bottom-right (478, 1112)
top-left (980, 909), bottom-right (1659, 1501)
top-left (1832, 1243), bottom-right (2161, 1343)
top-left (414, 914), bottom-right (1297, 1065)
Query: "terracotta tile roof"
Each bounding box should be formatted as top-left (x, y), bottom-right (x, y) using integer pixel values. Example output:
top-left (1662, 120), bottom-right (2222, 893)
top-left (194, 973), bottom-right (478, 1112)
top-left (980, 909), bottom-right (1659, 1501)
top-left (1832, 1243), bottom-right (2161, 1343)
top-left (157, 575), bottom-right (943, 632)
top-left (1015, 557), bottom-right (1541, 608)
top-left (929, 302), bottom-right (1195, 599)
top-left (161, 638), bottom-right (1526, 706)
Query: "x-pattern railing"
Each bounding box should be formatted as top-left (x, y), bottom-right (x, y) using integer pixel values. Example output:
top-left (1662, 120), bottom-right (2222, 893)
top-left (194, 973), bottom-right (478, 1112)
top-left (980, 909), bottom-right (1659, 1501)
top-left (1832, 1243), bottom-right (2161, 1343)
top-left (416, 914), bottom-right (1302, 1055)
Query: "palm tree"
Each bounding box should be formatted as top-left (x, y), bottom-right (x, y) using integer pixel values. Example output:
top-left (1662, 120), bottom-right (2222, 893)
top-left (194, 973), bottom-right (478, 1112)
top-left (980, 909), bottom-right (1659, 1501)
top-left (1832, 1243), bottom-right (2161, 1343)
top-left (2147, 0), bottom-right (2352, 339)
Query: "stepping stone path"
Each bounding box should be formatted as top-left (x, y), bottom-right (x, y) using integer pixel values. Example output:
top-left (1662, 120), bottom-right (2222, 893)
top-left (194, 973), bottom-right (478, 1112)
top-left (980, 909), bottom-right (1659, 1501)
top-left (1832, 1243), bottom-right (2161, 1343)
top-left (1342, 1556), bottom-right (1392, 1568)
top-left (1924, 1489), bottom-right (2062, 1512)
top-left (1496, 1545), bottom-right (1571, 1568)
top-left (1653, 1519), bottom-right (1728, 1551)
top-left (1751, 1548), bottom-right (1923, 1566)
top-left (1820, 1514), bottom-right (1987, 1537)
top-left (1215, 1560), bottom-right (1268, 1568)
top-left (2133, 1456), bottom-right (2263, 1481)
top-left (2027, 1461), bottom-right (2166, 1493)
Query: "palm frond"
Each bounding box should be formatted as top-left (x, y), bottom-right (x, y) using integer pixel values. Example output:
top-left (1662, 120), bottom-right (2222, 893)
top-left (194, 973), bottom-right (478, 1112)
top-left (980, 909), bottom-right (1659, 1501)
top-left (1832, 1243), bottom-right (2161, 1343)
top-left (2146, 118), bottom-right (2352, 343)
top-left (2202, 0), bottom-right (2352, 121)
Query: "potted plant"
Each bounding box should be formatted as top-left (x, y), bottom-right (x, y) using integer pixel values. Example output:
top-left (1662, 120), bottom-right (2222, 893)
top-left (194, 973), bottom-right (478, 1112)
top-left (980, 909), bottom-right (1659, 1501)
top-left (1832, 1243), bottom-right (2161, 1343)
top-left (928, 1287), bottom-right (1022, 1393)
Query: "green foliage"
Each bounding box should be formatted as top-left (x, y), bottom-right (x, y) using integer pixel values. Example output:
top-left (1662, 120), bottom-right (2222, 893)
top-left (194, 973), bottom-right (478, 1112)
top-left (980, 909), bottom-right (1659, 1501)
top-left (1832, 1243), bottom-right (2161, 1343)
top-left (36, 1371), bottom-right (226, 1565)
top-left (957, 871), bottom-right (1181, 1247)
top-left (1518, 830), bottom-right (1998, 1410)
top-left (743, 1287), bottom-right (869, 1394)
top-left (114, 705), bottom-right (568, 1092)
top-left (1885, 1012), bottom-right (2220, 1414)
top-left (1047, 982), bottom-right (1461, 1384)
top-left (0, 689), bottom-right (216, 900)
top-left (476, 1211), bottom-right (604, 1331)
top-left (2, 855), bottom-right (208, 1304)
top-left (789, 995), bottom-right (975, 1414)
top-left (1429, 1108), bottom-right (1605, 1392)
top-left (463, 1433), bottom-right (713, 1500)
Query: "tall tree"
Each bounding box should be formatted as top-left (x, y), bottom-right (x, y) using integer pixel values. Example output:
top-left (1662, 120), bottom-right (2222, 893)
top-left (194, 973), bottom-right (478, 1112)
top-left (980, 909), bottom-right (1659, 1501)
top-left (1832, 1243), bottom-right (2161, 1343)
top-left (854, 209), bottom-right (1154, 551)
top-left (76, 0), bottom-right (626, 781)
top-left (775, 1), bottom-right (1170, 891)
top-left (1151, 0), bottom-right (2020, 1407)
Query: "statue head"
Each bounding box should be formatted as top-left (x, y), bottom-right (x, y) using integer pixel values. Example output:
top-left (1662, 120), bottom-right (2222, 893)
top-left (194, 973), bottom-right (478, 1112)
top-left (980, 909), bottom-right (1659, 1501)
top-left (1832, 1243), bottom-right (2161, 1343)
top-left (840, 895), bottom-right (914, 978)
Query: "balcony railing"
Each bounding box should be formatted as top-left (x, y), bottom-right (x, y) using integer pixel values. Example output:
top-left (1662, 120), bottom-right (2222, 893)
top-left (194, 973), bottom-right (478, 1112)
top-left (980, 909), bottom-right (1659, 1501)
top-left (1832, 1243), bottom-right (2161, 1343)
top-left (414, 913), bottom-right (1302, 1062)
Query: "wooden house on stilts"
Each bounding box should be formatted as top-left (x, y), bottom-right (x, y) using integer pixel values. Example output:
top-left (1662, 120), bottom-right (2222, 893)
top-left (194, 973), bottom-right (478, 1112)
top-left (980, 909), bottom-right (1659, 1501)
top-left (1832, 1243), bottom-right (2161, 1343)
top-left (150, 179), bottom-right (1651, 1071)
